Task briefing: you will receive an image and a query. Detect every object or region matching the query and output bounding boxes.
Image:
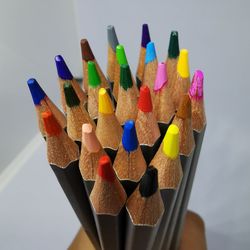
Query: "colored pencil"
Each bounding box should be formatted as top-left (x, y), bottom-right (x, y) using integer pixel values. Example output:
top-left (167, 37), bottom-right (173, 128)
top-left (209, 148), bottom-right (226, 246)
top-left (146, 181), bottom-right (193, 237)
top-left (125, 167), bottom-right (164, 250)
top-left (90, 155), bottom-right (127, 250)
top-left (80, 39), bottom-right (109, 93)
top-left (136, 24), bottom-right (151, 88)
top-left (27, 78), bottom-right (66, 137)
top-left (107, 25), bottom-right (119, 91)
top-left (170, 70), bottom-right (206, 250)
top-left (113, 120), bottom-right (147, 195)
top-left (150, 124), bottom-right (183, 250)
top-left (173, 49), bottom-right (190, 109)
top-left (163, 94), bottom-right (195, 249)
top-left (63, 83), bottom-right (95, 147)
top-left (87, 61), bottom-right (102, 121)
top-left (42, 111), bottom-right (100, 249)
top-left (143, 42), bottom-right (158, 95)
top-left (153, 62), bottom-right (175, 136)
top-left (96, 88), bottom-right (123, 161)
top-left (115, 64), bottom-right (138, 125)
top-left (135, 85), bottom-right (161, 164)
top-left (79, 123), bottom-right (107, 195)
top-left (55, 55), bottom-right (87, 113)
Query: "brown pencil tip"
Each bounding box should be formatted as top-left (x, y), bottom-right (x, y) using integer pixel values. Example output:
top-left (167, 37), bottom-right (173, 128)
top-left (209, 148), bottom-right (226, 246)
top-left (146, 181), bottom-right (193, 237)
top-left (176, 94), bottom-right (191, 119)
top-left (42, 111), bottom-right (62, 136)
top-left (80, 39), bottom-right (95, 61)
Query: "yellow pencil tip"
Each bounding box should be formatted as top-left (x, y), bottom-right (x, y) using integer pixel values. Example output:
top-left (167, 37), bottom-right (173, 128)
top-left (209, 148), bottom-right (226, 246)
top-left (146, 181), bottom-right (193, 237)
top-left (98, 88), bottom-right (114, 114)
top-left (162, 124), bottom-right (179, 159)
top-left (177, 49), bottom-right (190, 78)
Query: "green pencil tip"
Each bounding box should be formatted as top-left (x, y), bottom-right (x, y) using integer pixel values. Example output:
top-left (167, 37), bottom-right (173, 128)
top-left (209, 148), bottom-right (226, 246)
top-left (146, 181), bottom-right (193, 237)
top-left (88, 61), bottom-right (101, 88)
top-left (116, 45), bottom-right (128, 65)
top-left (63, 83), bottom-right (80, 107)
top-left (120, 64), bottom-right (133, 90)
top-left (168, 31), bottom-right (180, 59)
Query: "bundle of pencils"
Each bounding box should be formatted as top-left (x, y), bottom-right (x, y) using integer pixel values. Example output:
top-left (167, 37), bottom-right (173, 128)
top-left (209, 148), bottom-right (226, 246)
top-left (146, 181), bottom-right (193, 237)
top-left (26, 24), bottom-right (206, 250)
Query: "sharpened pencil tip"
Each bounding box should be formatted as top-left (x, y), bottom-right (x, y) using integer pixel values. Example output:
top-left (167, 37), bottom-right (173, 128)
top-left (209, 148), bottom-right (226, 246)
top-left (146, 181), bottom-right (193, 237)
top-left (63, 83), bottom-right (80, 107)
top-left (138, 85), bottom-right (153, 112)
top-left (154, 62), bottom-right (168, 91)
top-left (107, 25), bottom-right (119, 52)
top-left (122, 120), bottom-right (138, 152)
top-left (27, 78), bottom-right (46, 105)
top-left (120, 64), bottom-right (133, 90)
top-left (97, 155), bottom-right (115, 182)
top-left (177, 49), bottom-right (190, 78)
top-left (189, 70), bottom-right (204, 100)
top-left (168, 31), bottom-right (180, 59)
top-left (176, 94), bottom-right (191, 119)
top-left (141, 24), bottom-right (151, 48)
top-left (116, 45), bottom-right (128, 65)
top-left (139, 167), bottom-right (158, 197)
top-left (163, 124), bottom-right (179, 159)
top-left (82, 123), bottom-right (101, 153)
top-left (54, 55), bottom-right (73, 80)
top-left (80, 39), bottom-right (95, 61)
top-left (88, 61), bottom-right (101, 88)
top-left (42, 111), bottom-right (62, 136)
top-left (98, 88), bottom-right (114, 114)
top-left (145, 42), bottom-right (157, 64)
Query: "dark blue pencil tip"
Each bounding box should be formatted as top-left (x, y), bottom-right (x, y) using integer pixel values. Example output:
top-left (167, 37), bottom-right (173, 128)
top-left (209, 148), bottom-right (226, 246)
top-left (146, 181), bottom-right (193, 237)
top-left (122, 120), bottom-right (138, 152)
top-left (145, 42), bottom-right (157, 64)
top-left (54, 55), bottom-right (73, 80)
top-left (141, 24), bottom-right (151, 48)
top-left (27, 78), bottom-right (46, 105)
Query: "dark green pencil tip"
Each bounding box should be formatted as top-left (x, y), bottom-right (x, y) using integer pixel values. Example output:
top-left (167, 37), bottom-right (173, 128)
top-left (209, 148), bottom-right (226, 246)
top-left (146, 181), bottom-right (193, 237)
top-left (168, 31), bottom-right (180, 59)
top-left (120, 64), bottom-right (133, 90)
top-left (88, 61), bottom-right (101, 88)
top-left (63, 83), bottom-right (80, 107)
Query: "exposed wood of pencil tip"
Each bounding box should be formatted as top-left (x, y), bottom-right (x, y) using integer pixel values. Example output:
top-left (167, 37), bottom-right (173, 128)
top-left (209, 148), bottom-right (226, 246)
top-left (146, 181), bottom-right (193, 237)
top-left (173, 94), bottom-right (195, 156)
top-left (88, 86), bottom-right (100, 120)
top-left (166, 57), bottom-right (178, 93)
top-left (135, 110), bottom-right (161, 146)
top-left (107, 45), bottom-right (117, 82)
top-left (113, 143), bottom-right (147, 182)
top-left (96, 112), bottom-right (123, 150)
top-left (191, 97), bottom-right (206, 132)
top-left (126, 185), bottom-right (164, 226)
top-left (143, 59), bottom-right (158, 95)
top-left (136, 47), bottom-right (146, 82)
top-left (150, 144), bottom-right (183, 189)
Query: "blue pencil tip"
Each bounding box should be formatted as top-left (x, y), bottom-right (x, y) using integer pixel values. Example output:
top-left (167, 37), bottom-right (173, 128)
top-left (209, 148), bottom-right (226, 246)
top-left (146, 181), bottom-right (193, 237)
top-left (55, 55), bottom-right (73, 80)
top-left (145, 42), bottom-right (157, 64)
top-left (27, 78), bottom-right (46, 105)
top-left (122, 120), bottom-right (138, 152)
top-left (141, 24), bottom-right (151, 48)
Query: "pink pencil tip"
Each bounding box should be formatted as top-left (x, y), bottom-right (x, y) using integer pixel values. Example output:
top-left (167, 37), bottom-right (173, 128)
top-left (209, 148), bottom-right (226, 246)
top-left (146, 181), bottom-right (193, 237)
top-left (154, 62), bottom-right (168, 91)
top-left (82, 123), bottom-right (101, 153)
top-left (189, 70), bottom-right (204, 100)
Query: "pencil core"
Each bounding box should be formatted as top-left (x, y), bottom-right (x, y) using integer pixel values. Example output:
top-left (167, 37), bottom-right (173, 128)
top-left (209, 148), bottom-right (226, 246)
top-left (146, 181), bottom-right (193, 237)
top-left (116, 45), bottom-right (128, 65)
top-left (54, 55), bottom-right (73, 80)
top-left (122, 120), bottom-right (138, 152)
top-left (145, 42), bottom-right (157, 64)
top-left (177, 49), bottom-right (190, 78)
top-left (138, 85), bottom-right (153, 112)
top-left (42, 111), bottom-right (62, 136)
top-left (189, 70), bottom-right (204, 100)
top-left (168, 31), bottom-right (180, 59)
top-left (163, 124), bottom-right (179, 159)
top-left (63, 83), bottom-right (80, 107)
top-left (120, 65), bottom-right (133, 90)
top-left (139, 167), bottom-right (158, 197)
top-left (80, 39), bottom-right (95, 61)
top-left (154, 62), bottom-right (168, 91)
top-left (107, 25), bottom-right (119, 52)
top-left (27, 78), bottom-right (46, 105)
top-left (82, 123), bottom-right (100, 153)
top-left (141, 24), bottom-right (151, 48)
top-left (97, 155), bottom-right (115, 182)
top-left (88, 61), bottom-right (101, 88)
top-left (98, 88), bottom-right (114, 114)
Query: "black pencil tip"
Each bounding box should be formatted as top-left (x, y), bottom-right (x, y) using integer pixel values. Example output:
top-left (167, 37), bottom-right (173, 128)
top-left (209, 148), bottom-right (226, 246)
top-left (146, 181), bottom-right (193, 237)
top-left (139, 166), bottom-right (158, 197)
top-left (63, 83), bottom-right (80, 107)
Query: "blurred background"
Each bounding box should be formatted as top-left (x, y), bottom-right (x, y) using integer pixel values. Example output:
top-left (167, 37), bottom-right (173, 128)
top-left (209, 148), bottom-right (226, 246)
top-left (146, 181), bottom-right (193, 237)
top-left (0, 0), bottom-right (250, 249)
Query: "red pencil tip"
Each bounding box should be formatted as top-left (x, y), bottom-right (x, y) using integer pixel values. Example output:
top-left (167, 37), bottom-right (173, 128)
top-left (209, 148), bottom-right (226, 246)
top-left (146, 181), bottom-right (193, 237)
top-left (97, 155), bottom-right (115, 182)
top-left (42, 111), bottom-right (62, 136)
top-left (138, 85), bottom-right (153, 112)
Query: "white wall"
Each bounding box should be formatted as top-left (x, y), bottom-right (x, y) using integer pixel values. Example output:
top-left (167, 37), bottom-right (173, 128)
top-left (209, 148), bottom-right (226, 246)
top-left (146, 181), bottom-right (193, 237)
top-left (0, 0), bottom-right (81, 172)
